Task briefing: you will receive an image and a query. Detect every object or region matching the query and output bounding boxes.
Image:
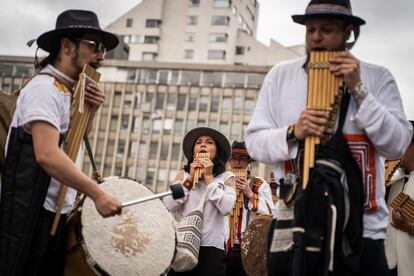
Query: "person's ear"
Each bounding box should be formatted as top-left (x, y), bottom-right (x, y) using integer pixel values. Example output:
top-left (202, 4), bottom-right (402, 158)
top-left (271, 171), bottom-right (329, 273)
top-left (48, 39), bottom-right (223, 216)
top-left (61, 38), bottom-right (74, 54)
top-left (345, 24), bottom-right (354, 41)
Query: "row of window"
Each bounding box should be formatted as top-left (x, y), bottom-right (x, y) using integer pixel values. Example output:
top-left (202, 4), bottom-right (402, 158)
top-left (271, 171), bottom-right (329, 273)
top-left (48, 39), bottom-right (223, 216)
top-left (99, 67), bottom-right (265, 88)
top-left (187, 15), bottom-right (230, 25)
top-left (126, 19), bottom-right (161, 28)
top-left (189, 0), bottom-right (231, 8)
top-left (122, 35), bottom-right (159, 44)
top-left (185, 32), bottom-right (228, 43)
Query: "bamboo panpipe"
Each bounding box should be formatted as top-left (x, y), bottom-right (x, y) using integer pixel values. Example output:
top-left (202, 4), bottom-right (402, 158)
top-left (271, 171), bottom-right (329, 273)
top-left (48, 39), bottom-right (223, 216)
top-left (192, 152), bottom-right (211, 189)
top-left (229, 168), bottom-right (248, 247)
top-left (390, 192), bottom-right (414, 223)
top-left (384, 159), bottom-right (402, 186)
top-left (50, 64), bottom-right (101, 235)
top-left (303, 51), bottom-right (344, 189)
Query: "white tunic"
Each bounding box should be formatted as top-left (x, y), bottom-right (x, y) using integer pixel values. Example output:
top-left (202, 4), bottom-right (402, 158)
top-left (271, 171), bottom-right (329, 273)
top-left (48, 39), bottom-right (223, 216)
top-left (245, 57), bottom-right (413, 239)
top-left (385, 171), bottom-right (414, 275)
top-left (163, 171), bottom-right (236, 250)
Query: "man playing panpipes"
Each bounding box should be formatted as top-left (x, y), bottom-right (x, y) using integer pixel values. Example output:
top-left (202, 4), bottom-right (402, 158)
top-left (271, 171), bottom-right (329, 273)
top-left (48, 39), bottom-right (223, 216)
top-left (385, 120), bottom-right (414, 276)
top-left (225, 141), bottom-right (274, 276)
top-left (0, 9), bottom-right (121, 276)
top-left (245, 0), bottom-right (412, 275)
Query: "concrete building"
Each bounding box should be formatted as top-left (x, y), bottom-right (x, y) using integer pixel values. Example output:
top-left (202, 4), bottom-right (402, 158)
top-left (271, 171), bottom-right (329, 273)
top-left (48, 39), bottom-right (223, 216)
top-left (105, 0), bottom-right (302, 65)
top-left (0, 56), bottom-right (275, 192)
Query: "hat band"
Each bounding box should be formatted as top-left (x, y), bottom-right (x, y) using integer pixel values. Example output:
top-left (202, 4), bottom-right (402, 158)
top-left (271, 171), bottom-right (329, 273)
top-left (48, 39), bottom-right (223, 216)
top-left (306, 4), bottom-right (353, 16)
top-left (232, 148), bottom-right (249, 155)
top-left (63, 24), bottom-right (100, 29)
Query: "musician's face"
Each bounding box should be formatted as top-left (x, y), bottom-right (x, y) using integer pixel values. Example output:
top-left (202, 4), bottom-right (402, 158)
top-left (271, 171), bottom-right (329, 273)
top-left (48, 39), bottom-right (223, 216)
top-left (229, 155), bottom-right (250, 169)
top-left (305, 18), bottom-right (352, 52)
top-left (193, 135), bottom-right (217, 160)
top-left (71, 33), bottom-right (105, 72)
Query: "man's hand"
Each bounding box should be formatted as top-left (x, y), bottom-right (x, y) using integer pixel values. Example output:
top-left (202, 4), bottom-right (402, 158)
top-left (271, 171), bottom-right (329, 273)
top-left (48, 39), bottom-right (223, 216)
top-left (235, 177), bottom-right (254, 200)
top-left (85, 82), bottom-right (105, 113)
top-left (294, 109), bottom-right (329, 140)
top-left (330, 52), bottom-right (361, 91)
top-left (391, 207), bottom-right (412, 234)
top-left (94, 190), bottom-right (121, 218)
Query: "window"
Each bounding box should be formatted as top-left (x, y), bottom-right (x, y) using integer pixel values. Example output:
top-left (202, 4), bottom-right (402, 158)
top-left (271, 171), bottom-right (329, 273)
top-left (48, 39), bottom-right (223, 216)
top-left (146, 19), bottom-right (161, 28)
top-left (144, 36), bottom-right (159, 44)
top-left (208, 50), bottom-right (226, 60)
top-left (188, 16), bottom-right (198, 25)
top-left (236, 46), bottom-right (245, 55)
top-left (185, 32), bottom-right (195, 42)
top-left (167, 94), bottom-right (176, 110)
top-left (172, 143), bottom-right (180, 160)
top-left (126, 18), bottom-right (133, 27)
top-left (177, 94), bottom-right (187, 111)
top-left (209, 33), bottom-right (228, 43)
top-left (142, 52), bottom-right (156, 61)
top-left (200, 96), bottom-right (209, 112)
top-left (189, 0), bottom-right (200, 7)
top-left (175, 119), bottom-right (183, 134)
top-left (213, 0), bottom-right (231, 8)
top-left (222, 96), bottom-right (232, 112)
top-left (211, 16), bottom-right (229, 25)
top-left (184, 49), bottom-right (194, 59)
top-left (189, 94), bottom-right (197, 111)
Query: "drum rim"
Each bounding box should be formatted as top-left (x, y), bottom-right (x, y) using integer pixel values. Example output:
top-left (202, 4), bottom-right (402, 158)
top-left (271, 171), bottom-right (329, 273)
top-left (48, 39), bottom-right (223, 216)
top-left (69, 176), bottom-right (176, 275)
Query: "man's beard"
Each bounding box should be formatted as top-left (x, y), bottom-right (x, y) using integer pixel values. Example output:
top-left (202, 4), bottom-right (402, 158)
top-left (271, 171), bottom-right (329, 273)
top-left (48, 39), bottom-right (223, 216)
top-left (71, 52), bottom-right (102, 71)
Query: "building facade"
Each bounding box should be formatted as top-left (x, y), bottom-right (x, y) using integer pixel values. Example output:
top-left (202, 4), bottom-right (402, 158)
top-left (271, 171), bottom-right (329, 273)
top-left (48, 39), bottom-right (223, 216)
top-left (0, 56), bottom-right (275, 192)
top-left (105, 0), bottom-right (302, 65)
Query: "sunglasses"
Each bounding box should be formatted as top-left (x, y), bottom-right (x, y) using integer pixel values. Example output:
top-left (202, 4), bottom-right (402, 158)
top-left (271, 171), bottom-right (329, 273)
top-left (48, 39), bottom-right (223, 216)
top-left (77, 39), bottom-right (107, 54)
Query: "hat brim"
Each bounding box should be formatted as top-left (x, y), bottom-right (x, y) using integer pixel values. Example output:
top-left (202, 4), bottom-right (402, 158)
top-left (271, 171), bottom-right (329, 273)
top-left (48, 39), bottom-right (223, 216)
top-left (183, 127), bottom-right (231, 162)
top-left (231, 152), bottom-right (255, 163)
top-left (37, 27), bottom-right (119, 53)
top-left (292, 13), bottom-right (365, 26)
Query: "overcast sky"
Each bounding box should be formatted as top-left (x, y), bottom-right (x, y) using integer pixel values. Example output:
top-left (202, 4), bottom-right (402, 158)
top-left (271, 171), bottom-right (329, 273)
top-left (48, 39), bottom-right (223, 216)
top-left (1, 0), bottom-right (412, 118)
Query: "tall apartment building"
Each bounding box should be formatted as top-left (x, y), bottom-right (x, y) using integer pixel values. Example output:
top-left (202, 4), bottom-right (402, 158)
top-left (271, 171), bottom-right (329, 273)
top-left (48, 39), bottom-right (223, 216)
top-left (0, 56), bottom-right (273, 192)
top-left (105, 0), bottom-right (302, 65)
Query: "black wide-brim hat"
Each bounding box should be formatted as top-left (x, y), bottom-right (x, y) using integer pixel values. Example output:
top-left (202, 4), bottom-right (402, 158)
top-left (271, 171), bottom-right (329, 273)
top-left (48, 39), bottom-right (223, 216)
top-left (37, 9), bottom-right (119, 53)
top-left (292, 0), bottom-right (365, 26)
top-left (183, 127), bottom-right (231, 162)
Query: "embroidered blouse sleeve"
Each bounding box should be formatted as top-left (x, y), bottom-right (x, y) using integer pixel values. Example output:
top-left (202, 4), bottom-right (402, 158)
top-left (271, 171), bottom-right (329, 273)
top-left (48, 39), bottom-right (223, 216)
top-left (163, 171), bottom-right (190, 213)
top-left (206, 173), bottom-right (236, 216)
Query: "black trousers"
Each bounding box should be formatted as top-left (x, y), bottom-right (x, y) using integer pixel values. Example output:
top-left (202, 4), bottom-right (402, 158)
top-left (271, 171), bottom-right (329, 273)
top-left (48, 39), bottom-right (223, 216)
top-left (22, 208), bottom-right (67, 276)
top-left (358, 238), bottom-right (389, 276)
top-left (226, 244), bottom-right (247, 276)
top-left (168, 246), bottom-right (227, 276)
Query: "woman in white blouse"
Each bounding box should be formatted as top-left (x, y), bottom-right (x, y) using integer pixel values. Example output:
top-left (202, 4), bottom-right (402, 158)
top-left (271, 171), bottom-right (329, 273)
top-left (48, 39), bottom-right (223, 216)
top-left (164, 127), bottom-right (236, 276)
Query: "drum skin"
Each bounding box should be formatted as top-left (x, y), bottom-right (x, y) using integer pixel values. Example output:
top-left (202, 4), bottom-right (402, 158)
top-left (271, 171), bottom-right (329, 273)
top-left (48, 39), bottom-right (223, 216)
top-left (241, 214), bottom-right (272, 276)
top-left (65, 177), bottom-right (176, 276)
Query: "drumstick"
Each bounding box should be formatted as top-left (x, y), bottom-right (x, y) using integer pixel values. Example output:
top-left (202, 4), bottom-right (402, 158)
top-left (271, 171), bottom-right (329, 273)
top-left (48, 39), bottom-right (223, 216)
top-left (121, 183), bottom-right (185, 207)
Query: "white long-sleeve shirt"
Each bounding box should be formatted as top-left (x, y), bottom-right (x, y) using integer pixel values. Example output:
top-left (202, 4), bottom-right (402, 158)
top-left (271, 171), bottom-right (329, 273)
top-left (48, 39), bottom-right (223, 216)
top-left (225, 176), bottom-right (274, 245)
top-left (245, 56), bottom-right (413, 239)
top-left (163, 171), bottom-right (236, 250)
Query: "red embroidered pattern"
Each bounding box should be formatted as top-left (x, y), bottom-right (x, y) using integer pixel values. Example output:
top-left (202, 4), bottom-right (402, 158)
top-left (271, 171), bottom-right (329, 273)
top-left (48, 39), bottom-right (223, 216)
top-left (344, 134), bottom-right (377, 212)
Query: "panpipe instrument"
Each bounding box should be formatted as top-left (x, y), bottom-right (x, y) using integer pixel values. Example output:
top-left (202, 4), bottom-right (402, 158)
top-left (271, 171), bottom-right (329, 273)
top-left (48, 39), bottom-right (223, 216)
top-left (50, 64), bottom-right (101, 235)
top-left (192, 152), bottom-right (210, 189)
top-left (384, 159), bottom-right (402, 187)
top-left (390, 192), bottom-right (414, 223)
top-left (229, 168), bottom-right (248, 247)
top-left (303, 51), bottom-right (345, 189)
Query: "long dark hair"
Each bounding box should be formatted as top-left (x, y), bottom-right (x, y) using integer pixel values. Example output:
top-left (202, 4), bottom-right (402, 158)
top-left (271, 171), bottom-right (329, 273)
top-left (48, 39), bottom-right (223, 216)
top-left (183, 138), bottom-right (227, 177)
top-left (37, 31), bottom-right (84, 69)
